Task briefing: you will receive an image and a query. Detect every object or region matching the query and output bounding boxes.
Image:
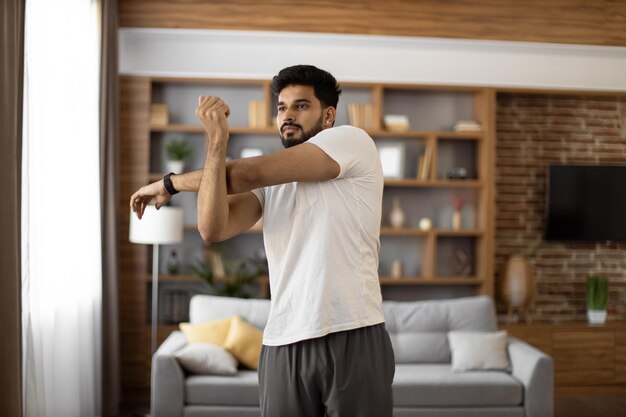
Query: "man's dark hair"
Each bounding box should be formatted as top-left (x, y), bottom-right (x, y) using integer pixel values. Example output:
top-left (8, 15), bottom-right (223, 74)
top-left (271, 65), bottom-right (342, 108)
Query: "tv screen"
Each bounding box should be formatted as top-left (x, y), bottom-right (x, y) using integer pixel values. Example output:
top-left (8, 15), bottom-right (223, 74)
top-left (546, 165), bottom-right (626, 242)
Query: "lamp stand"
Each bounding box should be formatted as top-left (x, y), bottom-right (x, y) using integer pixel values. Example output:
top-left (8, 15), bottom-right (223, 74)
top-left (151, 243), bottom-right (160, 354)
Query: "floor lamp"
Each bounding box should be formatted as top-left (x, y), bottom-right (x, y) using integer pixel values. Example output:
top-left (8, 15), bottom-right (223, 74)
top-left (129, 205), bottom-right (183, 354)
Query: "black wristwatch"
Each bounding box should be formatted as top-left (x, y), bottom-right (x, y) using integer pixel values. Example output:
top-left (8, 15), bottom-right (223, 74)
top-left (163, 172), bottom-right (180, 195)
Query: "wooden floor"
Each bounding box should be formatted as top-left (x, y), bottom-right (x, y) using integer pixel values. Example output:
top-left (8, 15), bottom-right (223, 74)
top-left (555, 396), bottom-right (626, 417)
top-left (122, 396), bottom-right (626, 417)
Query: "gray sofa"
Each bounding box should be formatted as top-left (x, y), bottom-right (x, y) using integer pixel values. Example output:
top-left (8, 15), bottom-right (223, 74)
top-left (152, 295), bottom-right (553, 417)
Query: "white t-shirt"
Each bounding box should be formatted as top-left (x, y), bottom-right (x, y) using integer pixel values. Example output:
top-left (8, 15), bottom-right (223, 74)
top-left (251, 125), bottom-right (385, 346)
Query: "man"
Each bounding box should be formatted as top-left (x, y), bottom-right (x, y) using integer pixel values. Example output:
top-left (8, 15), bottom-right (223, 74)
top-left (131, 65), bottom-right (394, 417)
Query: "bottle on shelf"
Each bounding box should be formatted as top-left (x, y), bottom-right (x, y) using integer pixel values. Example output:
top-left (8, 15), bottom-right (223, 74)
top-left (389, 196), bottom-right (406, 228)
top-left (452, 198), bottom-right (463, 230)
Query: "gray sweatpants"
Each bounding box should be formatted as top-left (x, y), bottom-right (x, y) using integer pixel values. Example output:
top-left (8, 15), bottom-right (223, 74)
top-left (258, 323), bottom-right (395, 417)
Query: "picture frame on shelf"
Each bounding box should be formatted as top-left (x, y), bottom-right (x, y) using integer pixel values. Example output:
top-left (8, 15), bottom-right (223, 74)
top-left (376, 143), bottom-right (406, 179)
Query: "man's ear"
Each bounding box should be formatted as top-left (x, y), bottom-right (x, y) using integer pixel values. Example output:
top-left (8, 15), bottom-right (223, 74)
top-left (324, 106), bottom-right (337, 127)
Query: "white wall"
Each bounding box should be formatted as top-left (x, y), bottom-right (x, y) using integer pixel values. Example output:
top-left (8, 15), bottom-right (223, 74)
top-left (119, 28), bottom-right (626, 91)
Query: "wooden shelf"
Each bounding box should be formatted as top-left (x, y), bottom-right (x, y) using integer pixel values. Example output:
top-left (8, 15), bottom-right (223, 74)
top-left (153, 274), bottom-right (269, 284)
top-left (380, 227), bottom-right (428, 236)
top-left (380, 228), bottom-right (483, 237)
top-left (380, 276), bottom-right (483, 285)
top-left (150, 124), bottom-right (277, 135)
top-left (183, 225), bottom-right (480, 237)
top-left (434, 229), bottom-right (483, 237)
top-left (384, 179), bottom-right (482, 188)
top-left (150, 124), bottom-right (481, 140)
top-left (370, 130), bottom-right (483, 140)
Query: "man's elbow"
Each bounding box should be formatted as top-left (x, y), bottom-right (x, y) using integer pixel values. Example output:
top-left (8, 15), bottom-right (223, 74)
top-left (197, 222), bottom-right (226, 243)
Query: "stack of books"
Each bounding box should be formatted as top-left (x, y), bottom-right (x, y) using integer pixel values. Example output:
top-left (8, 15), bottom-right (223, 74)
top-left (348, 103), bottom-right (377, 130)
top-left (383, 114), bottom-right (410, 132)
top-left (150, 103), bottom-right (169, 126)
top-left (453, 120), bottom-right (481, 132)
top-left (248, 100), bottom-right (267, 128)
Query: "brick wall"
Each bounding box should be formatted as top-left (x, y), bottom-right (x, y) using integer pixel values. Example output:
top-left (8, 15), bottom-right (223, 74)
top-left (495, 93), bottom-right (626, 321)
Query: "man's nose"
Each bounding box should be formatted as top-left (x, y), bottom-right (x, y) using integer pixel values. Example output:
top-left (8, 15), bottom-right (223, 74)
top-left (283, 108), bottom-right (295, 122)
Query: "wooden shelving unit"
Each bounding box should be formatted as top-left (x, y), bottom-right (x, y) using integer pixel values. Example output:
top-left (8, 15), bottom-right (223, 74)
top-left (129, 76), bottom-right (495, 293)
top-left (123, 77), bottom-right (495, 294)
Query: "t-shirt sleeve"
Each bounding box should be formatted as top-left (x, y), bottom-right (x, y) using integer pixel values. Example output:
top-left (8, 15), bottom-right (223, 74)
top-left (307, 126), bottom-right (378, 179)
top-left (251, 188), bottom-right (265, 207)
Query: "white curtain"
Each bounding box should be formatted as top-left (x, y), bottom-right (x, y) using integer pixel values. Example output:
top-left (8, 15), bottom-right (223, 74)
top-left (22, 0), bottom-right (102, 416)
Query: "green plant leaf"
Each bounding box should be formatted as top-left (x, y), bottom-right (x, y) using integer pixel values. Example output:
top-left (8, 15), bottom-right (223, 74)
top-left (165, 137), bottom-right (193, 161)
top-left (587, 276), bottom-right (608, 310)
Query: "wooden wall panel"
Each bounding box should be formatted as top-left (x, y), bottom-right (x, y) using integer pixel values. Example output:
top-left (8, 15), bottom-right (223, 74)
top-left (119, 76), bottom-right (152, 405)
top-left (119, 0), bottom-right (626, 47)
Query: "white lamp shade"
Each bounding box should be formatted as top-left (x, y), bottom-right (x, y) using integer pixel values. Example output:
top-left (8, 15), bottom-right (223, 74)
top-left (129, 205), bottom-right (184, 244)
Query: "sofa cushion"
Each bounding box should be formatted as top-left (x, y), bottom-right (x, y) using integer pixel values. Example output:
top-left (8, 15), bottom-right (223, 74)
top-left (190, 295), bottom-right (271, 330)
top-left (223, 316), bottom-right (264, 370)
top-left (383, 296), bottom-right (497, 363)
top-left (393, 364), bottom-right (523, 407)
top-left (179, 317), bottom-right (233, 345)
top-left (175, 343), bottom-right (238, 375)
top-left (186, 371), bottom-right (260, 406)
top-left (448, 331), bottom-right (511, 372)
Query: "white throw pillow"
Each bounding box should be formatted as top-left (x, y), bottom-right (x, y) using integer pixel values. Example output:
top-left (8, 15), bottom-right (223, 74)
top-left (447, 330), bottom-right (510, 372)
top-left (175, 343), bottom-right (238, 375)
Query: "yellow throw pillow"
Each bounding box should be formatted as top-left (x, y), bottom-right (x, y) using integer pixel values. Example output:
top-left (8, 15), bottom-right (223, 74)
top-left (179, 317), bottom-right (233, 345)
top-left (222, 316), bottom-right (263, 370)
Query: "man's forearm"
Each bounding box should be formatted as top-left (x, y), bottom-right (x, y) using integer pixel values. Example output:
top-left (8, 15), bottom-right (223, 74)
top-left (197, 141), bottom-right (230, 242)
top-left (171, 161), bottom-right (240, 194)
top-left (171, 169), bottom-right (203, 192)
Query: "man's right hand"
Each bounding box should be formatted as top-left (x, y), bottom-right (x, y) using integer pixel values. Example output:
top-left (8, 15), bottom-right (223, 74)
top-left (130, 179), bottom-right (172, 219)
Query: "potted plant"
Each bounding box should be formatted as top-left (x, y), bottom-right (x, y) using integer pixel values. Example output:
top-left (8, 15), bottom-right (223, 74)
top-left (164, 137), bottom-right (192, 174)
top-left (587, 275), bottom-right (608, 324)
top-left (190, 246), bottom-right (264, 299)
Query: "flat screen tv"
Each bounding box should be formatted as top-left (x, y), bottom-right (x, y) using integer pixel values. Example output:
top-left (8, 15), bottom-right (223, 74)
top-left (546, 165), bottom-right (626, 242)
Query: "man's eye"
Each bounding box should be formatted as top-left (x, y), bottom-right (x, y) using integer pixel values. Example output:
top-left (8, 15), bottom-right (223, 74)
top-left (297, 104), bottom-right (308, 109)
top-left (277, 107), bottom-right (285, 112)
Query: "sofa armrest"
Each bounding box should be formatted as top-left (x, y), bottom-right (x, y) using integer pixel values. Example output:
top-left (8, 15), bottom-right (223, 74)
top-left (507, 337), bottom-right (554, 417)
top-left (151, 331), bottom-right (188, 417)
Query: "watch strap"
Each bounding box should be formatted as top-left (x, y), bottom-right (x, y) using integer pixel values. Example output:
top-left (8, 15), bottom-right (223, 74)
top-left (163, 172), bottom-right (179, 195)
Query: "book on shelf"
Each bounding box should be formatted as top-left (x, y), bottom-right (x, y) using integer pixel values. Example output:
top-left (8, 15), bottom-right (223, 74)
top-left (383, 114), bottom-right (410, 132)
top-left (248, 100), bottom-right (267, 128)
top-left (150, 103), bottom-right (169, 126)
top-left (453, 120), bottom-right (481, 132)
top-left (417, 145), bottom-right (433, 180)
top-left (348, 103), bottom-right (377, 130)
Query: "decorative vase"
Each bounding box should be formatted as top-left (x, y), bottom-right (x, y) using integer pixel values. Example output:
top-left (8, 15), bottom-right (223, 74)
top-left (166, 160), bottom-right (184, 174)
top-left (391, 259), bottom-right (404, 278)
top-left (166, 250), bottom-right (180, 274)
top-left (452, 209), bottom-right (462, 230)
top-left (389, 197), bottom-right (406, 228)
top-left (501, 255), bottom-right (535, 323)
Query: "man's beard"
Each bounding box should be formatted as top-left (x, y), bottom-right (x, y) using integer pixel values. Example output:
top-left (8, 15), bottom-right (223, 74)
top-left (280, 116), bottom-right (324, 149)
